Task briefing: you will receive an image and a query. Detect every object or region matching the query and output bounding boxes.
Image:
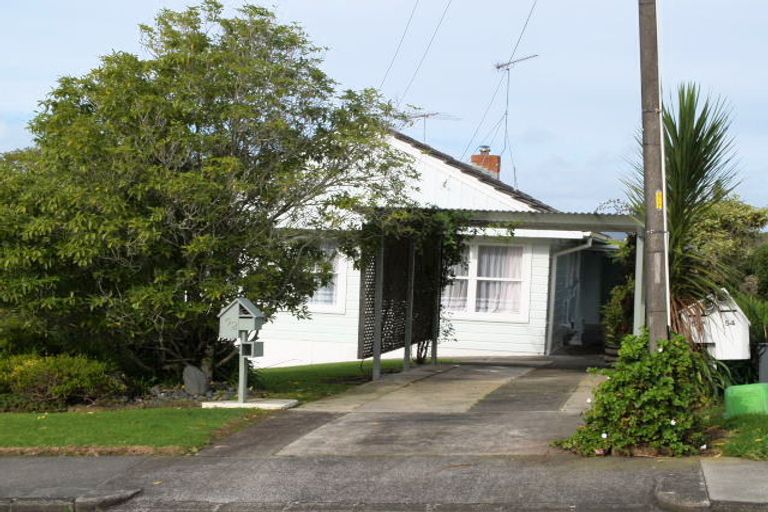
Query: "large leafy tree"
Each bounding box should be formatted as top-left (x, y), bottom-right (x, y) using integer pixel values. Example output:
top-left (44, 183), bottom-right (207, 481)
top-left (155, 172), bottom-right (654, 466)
top-left (693, 197), bottom-right (768, 275)
top-left (0, 2), bottom-right (412, 378)
top-left (629, 84), bottom-right (763, 333)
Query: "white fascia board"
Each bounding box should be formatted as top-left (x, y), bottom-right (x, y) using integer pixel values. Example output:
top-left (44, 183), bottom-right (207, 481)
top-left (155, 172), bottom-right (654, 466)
top-left (461, 227), bottom-right (591, 240)
top-left (514, 229), bottom-right (592, 239)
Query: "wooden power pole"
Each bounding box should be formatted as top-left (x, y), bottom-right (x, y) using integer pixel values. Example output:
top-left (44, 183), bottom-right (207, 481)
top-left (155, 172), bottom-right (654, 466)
top-left (638, 0), bottom-right (670, 351)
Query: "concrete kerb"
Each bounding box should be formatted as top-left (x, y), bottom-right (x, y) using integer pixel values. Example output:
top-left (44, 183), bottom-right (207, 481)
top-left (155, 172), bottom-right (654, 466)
top-left (654, 460), bottom-right (768, 512)
top-left (1, 489), bottom-right (141, 512)
top-left (654, 468), bottom-right (711, 512)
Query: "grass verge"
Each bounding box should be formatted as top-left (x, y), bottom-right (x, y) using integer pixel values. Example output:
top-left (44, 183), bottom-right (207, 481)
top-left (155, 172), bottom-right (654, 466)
top-left (714, 413), bottom-right (768, 460)
top-left (703, 406), bottom-right (768, 460)
top-left (254, 359), bottom-right (405, 402)
top-left (0, 407), bottom-right (265, 455)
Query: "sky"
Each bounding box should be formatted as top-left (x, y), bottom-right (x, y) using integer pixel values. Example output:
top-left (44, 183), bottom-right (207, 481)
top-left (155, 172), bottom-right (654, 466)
top-left (1, 1), bottom-right (767, 212)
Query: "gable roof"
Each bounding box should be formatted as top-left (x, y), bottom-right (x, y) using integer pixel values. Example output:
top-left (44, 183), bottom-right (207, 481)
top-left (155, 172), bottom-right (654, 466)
top-left (391, 130), bottom-right (558, 213)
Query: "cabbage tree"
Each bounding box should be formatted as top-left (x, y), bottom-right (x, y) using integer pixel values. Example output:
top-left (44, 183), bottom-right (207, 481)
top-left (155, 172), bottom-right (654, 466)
top-left (630, 84), bottom-right (737, 334)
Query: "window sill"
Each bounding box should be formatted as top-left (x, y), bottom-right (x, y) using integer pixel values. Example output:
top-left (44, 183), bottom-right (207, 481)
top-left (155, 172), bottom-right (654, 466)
top-left (307, 305), bottom-right (347, 315)
top-left (443, 311), bottom-right (531, 324)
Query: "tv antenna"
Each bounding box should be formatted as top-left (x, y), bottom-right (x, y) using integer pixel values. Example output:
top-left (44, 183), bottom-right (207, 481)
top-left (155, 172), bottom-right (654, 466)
top-left (407, 111), bottom-right (460, 143)
top-left (492, 53), bottom-right (538, 188)
top-left (494, 53), bottom-right (539, 71)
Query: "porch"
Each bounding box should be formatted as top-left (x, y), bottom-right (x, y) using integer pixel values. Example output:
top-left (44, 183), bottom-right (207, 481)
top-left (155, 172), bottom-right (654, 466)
top-left (364, 210), bottom-right (644, 377)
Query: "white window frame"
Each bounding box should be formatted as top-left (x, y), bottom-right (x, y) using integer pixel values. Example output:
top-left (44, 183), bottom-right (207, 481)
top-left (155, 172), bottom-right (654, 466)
top-left (307, 252), bottom-right (348, 315)
top-left (444, 241), bottom-right (532, 323)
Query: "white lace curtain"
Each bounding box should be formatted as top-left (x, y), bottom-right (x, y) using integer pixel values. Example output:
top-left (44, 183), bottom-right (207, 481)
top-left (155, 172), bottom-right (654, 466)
top-left (442, 245), bottom-right (523, 314)
top-left (476, 246), bottom-right (522, 313)
top-left (443, 248), bottom-right (469, 312)
top-left (443, 280), bottom-right (468, 311)
top-left (308, 242), bottom-right (338, 305)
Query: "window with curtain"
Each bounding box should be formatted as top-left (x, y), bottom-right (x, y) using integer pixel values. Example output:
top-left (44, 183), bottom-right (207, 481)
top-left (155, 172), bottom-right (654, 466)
top-left (308, 243), bottom-right (341, 308)
top-left (476, 245), bottom-right (523, 313)
top-left (441, 244), bottom-right (526, 317)
top-left (443, 247), bottom-right (469, 312)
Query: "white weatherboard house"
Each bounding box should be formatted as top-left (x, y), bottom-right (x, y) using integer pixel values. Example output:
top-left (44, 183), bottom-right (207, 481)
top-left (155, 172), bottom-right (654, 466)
top-left (257, 132), bottom-right (631, 367)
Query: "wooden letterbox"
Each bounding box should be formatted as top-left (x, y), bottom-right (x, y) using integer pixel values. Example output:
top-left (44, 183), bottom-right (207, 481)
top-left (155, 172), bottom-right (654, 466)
top-left (218, 297), bottom-right (266, 341)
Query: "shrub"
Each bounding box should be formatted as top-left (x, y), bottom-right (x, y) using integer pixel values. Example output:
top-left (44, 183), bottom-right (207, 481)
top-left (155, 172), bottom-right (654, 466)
top-left (751, 244), bottom-right (768, 300)
top-left (0, 393), bottom-right (65, 413)
top-left (602, 277), bottom-right (634, 349)
top-left (728, 292), bottom-right (768, 383)
top-left (1, 354), bottom-right (126, 406)
top-left (0, 357), bottom-right (11, 393)
top-left (556, 332), bottom-right (717, 456)
top-left (601, 236), bottom-right (636, 351)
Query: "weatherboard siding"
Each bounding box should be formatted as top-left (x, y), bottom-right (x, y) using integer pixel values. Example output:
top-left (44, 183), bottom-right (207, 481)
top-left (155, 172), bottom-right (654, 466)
top-left (255, 240), bottom-right (552, 368)
top-left (438, 242), bottom-right (551, 357)
top-left (256, 255), bottom-right (361, 368)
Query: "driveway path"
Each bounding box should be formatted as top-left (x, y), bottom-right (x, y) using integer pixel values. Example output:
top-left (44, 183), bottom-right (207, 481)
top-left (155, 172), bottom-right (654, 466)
top-left (278, 363), bottom-right (588, 457)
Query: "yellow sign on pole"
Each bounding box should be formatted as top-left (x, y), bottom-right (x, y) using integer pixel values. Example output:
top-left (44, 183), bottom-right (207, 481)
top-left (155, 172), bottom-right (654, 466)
top-left (655, 190), bottom-right (664, 210)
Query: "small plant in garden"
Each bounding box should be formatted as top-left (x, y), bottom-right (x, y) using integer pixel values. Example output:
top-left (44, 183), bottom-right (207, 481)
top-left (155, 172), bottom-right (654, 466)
top-left (556, 332), bottom-right (722, 456)
top-left (602, 277), bottom-right (634, 354)
top-left (0, 354), bottom-right (125, 411)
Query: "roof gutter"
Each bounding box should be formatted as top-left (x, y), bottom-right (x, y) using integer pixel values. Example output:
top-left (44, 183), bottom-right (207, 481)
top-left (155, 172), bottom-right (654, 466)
top-left (545, 237), bottom-right (594, 355)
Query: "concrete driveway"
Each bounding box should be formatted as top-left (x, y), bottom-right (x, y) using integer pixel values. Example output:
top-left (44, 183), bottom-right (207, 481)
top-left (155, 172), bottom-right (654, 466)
top-left (275, 360), bottom-right (596, 457)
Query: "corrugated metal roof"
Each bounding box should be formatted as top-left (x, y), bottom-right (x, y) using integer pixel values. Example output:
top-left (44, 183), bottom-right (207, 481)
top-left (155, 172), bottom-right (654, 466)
top-left (457, 209), bottom-right (642, 232)
top-left (391, 130), bottom-right (558, 214)
top-left (451, 208), bottom-right (637, 217)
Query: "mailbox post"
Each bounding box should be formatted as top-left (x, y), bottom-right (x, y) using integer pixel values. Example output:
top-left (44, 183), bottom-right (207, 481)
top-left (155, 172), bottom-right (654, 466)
top-left (218, 297), bottom-right (266, 403)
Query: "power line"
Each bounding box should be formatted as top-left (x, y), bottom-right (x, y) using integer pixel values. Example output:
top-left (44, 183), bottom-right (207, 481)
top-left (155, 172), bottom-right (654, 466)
top-left (480, 113), bottom-right (506, 147)
top-left (399, 0), bottom-right (454, 103)
top-left (459, 0), bottom-right (539, 160)
top-left (379, 0), bottom-right (421, 89)
top-left (459, 75), bottom-right (505, 159)
top-left (496, 55), bottom-right (538, 188)
top-left (500, 69), bottom-right (512, 156)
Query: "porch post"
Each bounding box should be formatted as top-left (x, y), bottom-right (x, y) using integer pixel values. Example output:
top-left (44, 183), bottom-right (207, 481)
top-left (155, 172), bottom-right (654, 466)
top-left (431, 237), bottom-right (442, 365)
top-left (545, 253), bottom-right (559, 355)
top-left (403, 238), bottom-right (415, 371)
top-left (633, 235), bottom-right (646, 335)
top-left (372, 237), bottom-right (384, 380)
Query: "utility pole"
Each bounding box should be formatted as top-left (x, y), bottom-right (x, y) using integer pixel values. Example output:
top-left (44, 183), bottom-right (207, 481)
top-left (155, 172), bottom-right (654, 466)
top-left (638, 0), bottom-right (670, 351)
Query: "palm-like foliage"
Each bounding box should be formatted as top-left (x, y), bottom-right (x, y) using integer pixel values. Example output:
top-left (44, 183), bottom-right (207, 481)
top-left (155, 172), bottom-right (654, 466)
top-left (629, 83), bottom-right (737, 334)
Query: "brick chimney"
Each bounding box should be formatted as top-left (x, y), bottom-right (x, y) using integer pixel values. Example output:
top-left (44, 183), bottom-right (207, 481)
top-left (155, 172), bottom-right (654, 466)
top-left (470, 145), bottom-right (501, 179)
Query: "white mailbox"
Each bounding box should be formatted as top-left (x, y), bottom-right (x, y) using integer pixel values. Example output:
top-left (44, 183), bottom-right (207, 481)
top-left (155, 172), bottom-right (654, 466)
top-left (218, 297), bottom-right (266, 341)
top-left (687, 290), bottom-right (751, 361)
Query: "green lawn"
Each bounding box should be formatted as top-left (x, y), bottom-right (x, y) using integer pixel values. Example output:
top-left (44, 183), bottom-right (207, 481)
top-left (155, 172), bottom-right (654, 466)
top-left (0, 407), bottom-right (262, 453)
top-left (717, 413), bottom-right (768, 460)
top-left (255, 359), bottom-right (404, 402)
